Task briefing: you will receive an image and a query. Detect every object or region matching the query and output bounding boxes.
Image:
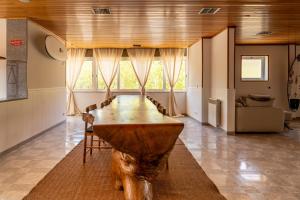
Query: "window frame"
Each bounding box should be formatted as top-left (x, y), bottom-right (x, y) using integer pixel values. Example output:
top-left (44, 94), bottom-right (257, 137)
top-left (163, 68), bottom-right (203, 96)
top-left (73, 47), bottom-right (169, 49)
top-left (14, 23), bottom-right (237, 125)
top-left (240, 55), bottom-right (269, 82)
top-left (74, 56), bottom-right (187, 92)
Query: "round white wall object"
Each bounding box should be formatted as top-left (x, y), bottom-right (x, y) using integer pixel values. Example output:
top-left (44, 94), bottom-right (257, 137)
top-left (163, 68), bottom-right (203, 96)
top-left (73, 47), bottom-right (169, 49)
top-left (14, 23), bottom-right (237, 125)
top-left (45, 35), bottom-right (67, 61)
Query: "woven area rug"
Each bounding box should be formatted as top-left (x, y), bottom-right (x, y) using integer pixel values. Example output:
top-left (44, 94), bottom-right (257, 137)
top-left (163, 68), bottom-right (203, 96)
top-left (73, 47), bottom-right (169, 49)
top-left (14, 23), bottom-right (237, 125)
top-left (23, 140), bottom-right (226, 200)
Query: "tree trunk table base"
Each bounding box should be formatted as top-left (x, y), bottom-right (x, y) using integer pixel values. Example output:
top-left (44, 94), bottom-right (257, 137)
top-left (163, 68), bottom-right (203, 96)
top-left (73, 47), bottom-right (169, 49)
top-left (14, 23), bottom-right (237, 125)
top-left (112, 149), bottom-right (169, 200)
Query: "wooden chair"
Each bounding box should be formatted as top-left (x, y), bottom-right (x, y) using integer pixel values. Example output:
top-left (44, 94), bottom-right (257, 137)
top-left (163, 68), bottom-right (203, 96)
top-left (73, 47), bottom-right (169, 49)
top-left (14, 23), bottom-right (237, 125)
top-left (86, 104), bottom-right (97, 113)
top-left (100, 100), bottom-right (109, 108)
top-left (83, 104), bottom-right (101, 163)
top-left (82, 113), bottom-right (97, 163)
top-left (100, 102), bottom-right (105, 108)
top-left (158, 106), bottom-right (167, 115)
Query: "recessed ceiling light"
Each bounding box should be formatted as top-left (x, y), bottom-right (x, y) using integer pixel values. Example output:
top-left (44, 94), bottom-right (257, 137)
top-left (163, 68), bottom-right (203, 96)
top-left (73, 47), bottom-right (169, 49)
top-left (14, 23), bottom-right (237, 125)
top-left (198, 8), bottom-right (221, 15)
top-left (92, 8), bottom-right (111, 15)
top-left (19, 0), bottom-right (31, 3)
top-left (256, 31), bottom-right (273, 36)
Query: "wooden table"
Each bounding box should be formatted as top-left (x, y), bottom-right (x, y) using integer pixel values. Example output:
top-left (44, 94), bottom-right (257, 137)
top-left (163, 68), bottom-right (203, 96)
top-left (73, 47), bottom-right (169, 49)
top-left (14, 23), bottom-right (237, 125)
top-left (91, 95), bottom-right (184, 200)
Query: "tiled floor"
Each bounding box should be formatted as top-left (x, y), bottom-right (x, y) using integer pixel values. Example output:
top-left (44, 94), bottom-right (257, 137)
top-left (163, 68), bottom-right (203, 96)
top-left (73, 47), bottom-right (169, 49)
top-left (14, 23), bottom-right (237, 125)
top-left (180, 118), bottom-right (300, 200)
top-left (0, 117), bottom-right (300, 200)
top-left (0, 119), bottom-right (83, 200)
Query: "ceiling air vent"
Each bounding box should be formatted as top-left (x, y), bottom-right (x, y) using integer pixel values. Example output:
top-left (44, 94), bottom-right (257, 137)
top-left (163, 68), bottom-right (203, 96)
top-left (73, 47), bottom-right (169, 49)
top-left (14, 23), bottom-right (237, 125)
top-left (199, 8), bottom-right (221, 15)
top-left (92, 8), bottom-right (111, 15)
top-left (256, 31), bottom-right (273, 36)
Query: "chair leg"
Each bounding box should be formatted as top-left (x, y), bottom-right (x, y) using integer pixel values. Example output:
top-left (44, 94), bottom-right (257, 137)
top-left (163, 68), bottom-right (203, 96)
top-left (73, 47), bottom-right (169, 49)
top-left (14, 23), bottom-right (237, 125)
top-left (83, 134), bottom-right (87, 164)
top-left (98, 137), bottom-right (101, 150)
top-left (90, 135), bottom-right (93, 155)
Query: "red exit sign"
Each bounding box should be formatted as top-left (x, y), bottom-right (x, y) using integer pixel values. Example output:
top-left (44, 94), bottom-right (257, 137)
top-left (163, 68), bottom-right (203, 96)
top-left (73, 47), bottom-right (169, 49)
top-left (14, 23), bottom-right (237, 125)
top-left (9, 39), bottom-right (24, 47)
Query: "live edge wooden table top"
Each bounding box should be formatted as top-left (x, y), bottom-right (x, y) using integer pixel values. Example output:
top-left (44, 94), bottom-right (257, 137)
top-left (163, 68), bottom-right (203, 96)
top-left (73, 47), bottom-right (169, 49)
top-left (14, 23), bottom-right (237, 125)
top-left (90, 95), bottom-right (184, 200)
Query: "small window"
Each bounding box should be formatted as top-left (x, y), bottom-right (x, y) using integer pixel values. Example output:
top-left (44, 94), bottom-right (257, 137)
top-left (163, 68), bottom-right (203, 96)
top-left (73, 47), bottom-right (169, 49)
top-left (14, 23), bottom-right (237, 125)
top-left (75, 58), bottom-right (93, 89)
top-left (241, 56), bottom-right (268, 81)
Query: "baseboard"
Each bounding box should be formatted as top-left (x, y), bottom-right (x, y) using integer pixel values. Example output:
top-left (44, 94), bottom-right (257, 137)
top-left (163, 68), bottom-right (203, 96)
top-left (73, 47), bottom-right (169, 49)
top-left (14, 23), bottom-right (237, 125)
top-left (0, 120), bottom-right (66, 158)
top-left (185, 114), bottom-right (202, 123)
top-left (227, 131), bottom-right (236, 135)
top-left (201, 122), bottom-right (210, 125)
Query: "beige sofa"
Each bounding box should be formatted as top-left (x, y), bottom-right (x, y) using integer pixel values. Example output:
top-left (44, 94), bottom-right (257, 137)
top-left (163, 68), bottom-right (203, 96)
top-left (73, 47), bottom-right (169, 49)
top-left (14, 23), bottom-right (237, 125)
top-left (235, 95), bottom-right (284, 132)
top-left (236, 107), bottom-right (284, 132)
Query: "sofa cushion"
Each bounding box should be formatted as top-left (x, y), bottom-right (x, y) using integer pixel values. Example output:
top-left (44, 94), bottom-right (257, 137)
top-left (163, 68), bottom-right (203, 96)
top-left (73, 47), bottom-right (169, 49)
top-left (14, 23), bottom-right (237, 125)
top-left (248, 94), bottom-right (272, 101)
top-left (245, 97), bottom-right (275, 107)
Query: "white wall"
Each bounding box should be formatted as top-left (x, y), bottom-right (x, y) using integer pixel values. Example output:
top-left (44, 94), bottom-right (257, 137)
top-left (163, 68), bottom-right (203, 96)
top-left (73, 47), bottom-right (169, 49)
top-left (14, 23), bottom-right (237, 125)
top-left (210, 28), bottom-right (235, 131)
top-left (187, 39), bottom-right (202, 121)
top-left (0, 19), bottom-right (6, 100)
top-left (74, 91), bottom-right (186, 114)
top-left (202, 38), bottom-right (212, 123)
top-left (210, 29), bottom-right (228, 130)
top-left (0, 20), bottom-right (66, 153)
top-left (0, 88), bottom-right (65, 152)
top-left (186, 28), bottom-right (235, 131)
top-left (235, 45), bottom-right (289, 110)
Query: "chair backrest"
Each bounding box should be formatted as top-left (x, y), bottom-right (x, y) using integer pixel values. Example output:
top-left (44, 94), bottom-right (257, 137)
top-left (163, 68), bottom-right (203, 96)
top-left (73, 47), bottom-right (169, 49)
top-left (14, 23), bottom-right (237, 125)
top-left (162, 108), bottom-right (167, 115)
top-left (82, 113), bottom-right (95, 131)
top-left (158, 105), bottom-right (167, 115)
top-left (86, 104), bottom-right (97, 113)
top-left (100, 99), bottom-right (110, 108)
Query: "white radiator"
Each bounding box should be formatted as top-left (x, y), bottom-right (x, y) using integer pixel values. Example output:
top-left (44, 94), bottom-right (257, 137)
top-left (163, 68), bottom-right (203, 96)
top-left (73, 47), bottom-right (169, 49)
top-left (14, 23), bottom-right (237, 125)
top-left (208, 98), bottom-right (221, 127)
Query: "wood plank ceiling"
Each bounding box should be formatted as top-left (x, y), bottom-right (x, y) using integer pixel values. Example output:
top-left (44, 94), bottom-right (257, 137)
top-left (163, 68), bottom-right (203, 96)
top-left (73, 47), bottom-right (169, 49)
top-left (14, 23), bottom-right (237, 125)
top-left (1, 0), bottom-right (300, 48)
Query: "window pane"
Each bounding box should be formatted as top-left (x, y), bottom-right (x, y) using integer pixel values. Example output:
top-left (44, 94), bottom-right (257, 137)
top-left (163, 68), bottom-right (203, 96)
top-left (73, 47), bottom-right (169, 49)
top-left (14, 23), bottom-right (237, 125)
top-left (241, 56), bottom-right (268, 81)
top-left (97, 69), bottom-right (117, 90)
top-left (166, 59), bottom-right (186, 90)
top-left (174, 60), bottom-right (186, 90)
top-left (146, 60), bottom-right (163, 90)
top-left (120, 60), bottom-right (139, 89)
top-left (75, 60), bottom-right (93, 89)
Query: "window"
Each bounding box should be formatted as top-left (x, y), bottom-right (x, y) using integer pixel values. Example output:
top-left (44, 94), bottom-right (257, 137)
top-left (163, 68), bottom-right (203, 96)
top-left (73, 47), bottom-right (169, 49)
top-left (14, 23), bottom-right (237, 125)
top-left (75, 58), bottom-right (93, 89)
top-left (119, 60), bottom-right (139, 89)
top-left (146, 60), bottom-right (164, 90)
top-left (241, 56), bottom-right (268, 81)
top-left (97, 68), bottom-right (117, 90)
top-left (166, 58), bottom-right (187, 90)
top-left (175, 60), bottom-right (186, 90)
top-left (74, 56), bottom-right (186, 91)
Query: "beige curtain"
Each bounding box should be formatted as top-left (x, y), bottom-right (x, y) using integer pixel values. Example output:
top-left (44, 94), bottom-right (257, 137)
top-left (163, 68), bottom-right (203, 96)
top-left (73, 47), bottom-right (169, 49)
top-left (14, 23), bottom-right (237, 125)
top-left (93, 48), bottom-right (123, 99)
top-left (160, 48), bottom-right (185, 116)
top-left (66, 48), bottom-right (86, 116)
top-left (127, 48), bottom-right (155, 95)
